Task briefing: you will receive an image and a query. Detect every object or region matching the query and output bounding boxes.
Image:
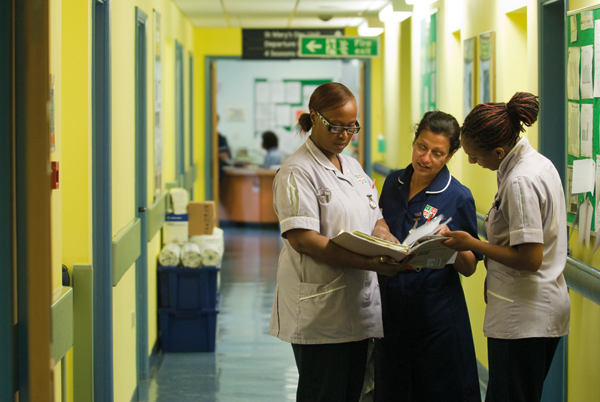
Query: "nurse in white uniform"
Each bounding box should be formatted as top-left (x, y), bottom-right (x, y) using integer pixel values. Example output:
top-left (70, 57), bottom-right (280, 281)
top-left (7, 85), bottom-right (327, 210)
top-left (269, 82), bottom-right (406, 402)
top-left (441, 92), bottom-right (570, 402)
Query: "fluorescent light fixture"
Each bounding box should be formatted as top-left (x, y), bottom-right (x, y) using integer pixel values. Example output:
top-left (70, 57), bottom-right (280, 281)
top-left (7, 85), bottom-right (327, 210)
top-left (379, 4), bottom-right (412, 22)
top-left (358, 21), bottom-right (384, 36)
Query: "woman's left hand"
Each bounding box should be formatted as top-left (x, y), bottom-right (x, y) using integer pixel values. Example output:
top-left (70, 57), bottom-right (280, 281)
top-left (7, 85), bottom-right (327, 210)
top-left (438, 227), bottom-right (474, 252)
top-left (372, 223), bottom-right (400, 244)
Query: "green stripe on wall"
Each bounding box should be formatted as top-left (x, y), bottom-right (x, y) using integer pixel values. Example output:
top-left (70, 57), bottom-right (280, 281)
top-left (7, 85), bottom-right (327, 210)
top-left (148, 192), bottom-right (167, 240)
top-left (73, 264), bottom-right (93, 402)
top-left (50, 286), bottom-right (73, 363)
top-left (112, 218), bottom-right (141, 286)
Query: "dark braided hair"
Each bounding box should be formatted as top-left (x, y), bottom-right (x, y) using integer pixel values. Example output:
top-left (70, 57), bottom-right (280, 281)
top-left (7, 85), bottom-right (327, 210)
top-left (297, 82), bottom-right (356, 135)
top-left (461, 92), bottom-right (539, 151)
top-left (414, 111), bottom-right (461, 154)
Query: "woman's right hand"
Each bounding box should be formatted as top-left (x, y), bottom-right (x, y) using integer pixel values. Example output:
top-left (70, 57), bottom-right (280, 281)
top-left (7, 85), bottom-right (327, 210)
top-left (374, 255), bottom-right (409, 276)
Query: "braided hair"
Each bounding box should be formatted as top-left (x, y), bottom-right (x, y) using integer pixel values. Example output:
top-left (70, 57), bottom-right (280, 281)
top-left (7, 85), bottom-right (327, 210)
top-left (461, 92), bottom-right (539, 151)
top-left (297, 82), bottom-right (356, 135)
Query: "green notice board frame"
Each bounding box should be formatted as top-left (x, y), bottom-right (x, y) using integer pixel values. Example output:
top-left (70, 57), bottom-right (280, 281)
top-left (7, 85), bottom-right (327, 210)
top-left (420, 11), bottom-right (437, 115)
top-left (567, 7), bottom-right (600, 232)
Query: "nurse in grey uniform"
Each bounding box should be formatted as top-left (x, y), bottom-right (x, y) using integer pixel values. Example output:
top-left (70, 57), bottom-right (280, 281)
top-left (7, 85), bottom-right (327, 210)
top-left (441, 92), bottom-right (570, 402)
top-left (269, 82), bottom-right (406, 402)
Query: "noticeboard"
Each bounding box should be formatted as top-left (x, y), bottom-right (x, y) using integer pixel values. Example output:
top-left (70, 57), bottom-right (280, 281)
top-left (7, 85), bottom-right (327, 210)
top-left (567, 6), bottom-right (600, 238)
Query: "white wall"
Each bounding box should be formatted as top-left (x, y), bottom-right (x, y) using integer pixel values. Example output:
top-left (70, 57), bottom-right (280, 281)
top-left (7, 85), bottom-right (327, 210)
top-left (216, 59), bottom-right (361, 163)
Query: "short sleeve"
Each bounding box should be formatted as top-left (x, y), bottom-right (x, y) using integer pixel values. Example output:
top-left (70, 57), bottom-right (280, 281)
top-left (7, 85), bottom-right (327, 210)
top-left (273, 166), bottom-right (321, 236)
top-left (506, 176), bottom-right (544, 245)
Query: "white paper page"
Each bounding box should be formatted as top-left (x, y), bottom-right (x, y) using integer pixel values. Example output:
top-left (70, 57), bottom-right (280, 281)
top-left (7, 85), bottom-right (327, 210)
top-left (572, 158), bottom-right (596, 194)
top-left (595, 21), bottom-right (600, 97)
top-left (581, 45), bottom-right (594, 99)
top-left (578, 198), bottom-right (590, 247)
top-left (270, 81), bottom-right (285, 103)
top-left (285, 81), bottom-right (301, 104)
top-left (302, 85), bottom-right (318, 105)
top-left (255, 81), bottom-right (270, 103)
top-left (581, 104), bottom-right (593, 157)
top-left (571, 15), bottom-right (578, 42)
top-left (402, 215), bottom-right (450, 247)
top-left (593, 199), bottom-right (600, 255)
top-left (568, 102), bottom-right (580, 156)
top-left (596, 156), bottom-right (600, 198)
top-left (582, 11), bottom-right (594, 30)
top-left (275, 104), bottom-right (291, 126)
top-left (568, 47), bottom-right (581, 100)
top-left (585, 198), bottom-right (593, 248)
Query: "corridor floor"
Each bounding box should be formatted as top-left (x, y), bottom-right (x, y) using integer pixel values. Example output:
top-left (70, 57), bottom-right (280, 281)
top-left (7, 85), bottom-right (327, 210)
top-left (147, 225), bottom-right (297, 402)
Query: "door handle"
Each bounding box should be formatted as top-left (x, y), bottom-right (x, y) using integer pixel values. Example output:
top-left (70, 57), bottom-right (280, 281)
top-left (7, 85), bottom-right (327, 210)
top-left (138, 207), bottom-right (147, 212)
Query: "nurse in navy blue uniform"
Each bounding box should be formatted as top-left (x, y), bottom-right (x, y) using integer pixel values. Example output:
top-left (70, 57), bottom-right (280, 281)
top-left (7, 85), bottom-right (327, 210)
top-left (374, 111), bottom-right (481, 402)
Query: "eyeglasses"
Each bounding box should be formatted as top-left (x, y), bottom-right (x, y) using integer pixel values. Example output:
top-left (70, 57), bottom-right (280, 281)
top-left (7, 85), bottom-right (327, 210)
top-left (412, 142), bottom-right (448, 162)
top-left (316, 111), bottom-right (361, 135)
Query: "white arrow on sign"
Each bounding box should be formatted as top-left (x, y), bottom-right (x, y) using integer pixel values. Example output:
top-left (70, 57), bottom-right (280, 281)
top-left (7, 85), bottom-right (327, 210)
top-left (306, 40), bottom-right (323, 53)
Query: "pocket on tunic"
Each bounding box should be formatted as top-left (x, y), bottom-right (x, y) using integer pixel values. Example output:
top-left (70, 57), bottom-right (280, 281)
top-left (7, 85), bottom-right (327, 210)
top-left (298, 274), bottom-right (349, 338)
top-left (487, 270), bottom-right (515, 303)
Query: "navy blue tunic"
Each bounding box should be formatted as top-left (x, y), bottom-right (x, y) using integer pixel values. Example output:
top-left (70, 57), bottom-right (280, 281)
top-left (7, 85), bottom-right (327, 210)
top-left (374, 164), bottom-right (481, 402)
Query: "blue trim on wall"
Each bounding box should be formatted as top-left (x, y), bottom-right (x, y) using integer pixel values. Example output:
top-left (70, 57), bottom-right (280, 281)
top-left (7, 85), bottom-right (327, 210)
top-left (204, 57), bottom-right (214, 200)
top-left (0, 0), bottom-right (14, 399)
top-left (14, 0), bottom-right (29, 398)
top-left (175, 42), bottom-right (184, 186)
top-left (134, 7), bottom-right (149, 384)
top-left (92, 0), bottom-right (114, 400)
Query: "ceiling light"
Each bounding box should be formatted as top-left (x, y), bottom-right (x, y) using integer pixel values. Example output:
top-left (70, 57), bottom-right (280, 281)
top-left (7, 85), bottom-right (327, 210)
top-left (379, 4), bottom-right (412, 22)
top-left (358, 21), bottom-right (384, 36)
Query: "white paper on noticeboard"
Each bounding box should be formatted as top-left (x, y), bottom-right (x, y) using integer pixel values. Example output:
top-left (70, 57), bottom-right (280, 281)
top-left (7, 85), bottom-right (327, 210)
top-left (568, 102), bottom-right (580, 157)
top-left (595, 21), bottom-right (600, 97)
top-left (571, 15), bottom-right (578, 42)
top-left (568, 47), bottom-right (581, 100)
top-left (580, 103), bottom-right (593, 157)
top-left (270, 81), bottom-right (285, 103)
top-left (285, 81), bottom-right (301, 104)
top-left (255, 81), bottom-right (270, 103)
top-left (572, 158), bottom-right (596, 194)
top-left (581, 45), bottom-right (594, 99)
top-left (578, 197), bottom-right (593, 248)
top-left (581, 11), bottom-right (594, 30)
top-left (275, 104), bottom-right (291, 126)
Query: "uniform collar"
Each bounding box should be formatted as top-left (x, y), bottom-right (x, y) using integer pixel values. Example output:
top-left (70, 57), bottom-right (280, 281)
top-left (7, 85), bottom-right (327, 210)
top-left (497, 137), bottom-right (530, 180)
top-left (305, 137), bottom-right (341, 172)
top-left (397, 164), bottom-right (452, 194)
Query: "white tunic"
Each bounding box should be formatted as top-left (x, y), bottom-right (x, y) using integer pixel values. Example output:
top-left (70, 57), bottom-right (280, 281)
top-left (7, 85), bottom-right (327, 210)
top-left (269, 138), bottom-right (384, 344)
top-left (484, 137), bottom-right (570, 339)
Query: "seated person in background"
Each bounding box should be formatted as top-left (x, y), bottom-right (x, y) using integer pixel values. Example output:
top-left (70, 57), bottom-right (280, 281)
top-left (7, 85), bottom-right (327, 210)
top-left (261, 130), bottom-right (282, 169)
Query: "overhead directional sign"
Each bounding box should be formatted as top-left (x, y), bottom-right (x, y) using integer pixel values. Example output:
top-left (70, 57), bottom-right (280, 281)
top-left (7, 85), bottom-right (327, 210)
top-left (298, 36), bottom-right (380, 58)
top-left (242, 29), bottom-right (342, 59)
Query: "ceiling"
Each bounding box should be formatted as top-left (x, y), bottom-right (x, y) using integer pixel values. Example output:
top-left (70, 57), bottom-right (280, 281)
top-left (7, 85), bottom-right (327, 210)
top-left (173, 0), bottom-right (392, 28)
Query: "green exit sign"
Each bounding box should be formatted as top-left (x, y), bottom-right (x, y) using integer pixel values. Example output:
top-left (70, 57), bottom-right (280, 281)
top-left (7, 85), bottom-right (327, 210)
top-left (298, 36), bottom-right (380, 58)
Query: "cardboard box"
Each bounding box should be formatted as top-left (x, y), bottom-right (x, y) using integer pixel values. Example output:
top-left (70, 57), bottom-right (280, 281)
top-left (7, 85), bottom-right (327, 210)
top-left (163, 221), bottom-right (189, 245)
top-left (188, 201), bottom-right (216, 236)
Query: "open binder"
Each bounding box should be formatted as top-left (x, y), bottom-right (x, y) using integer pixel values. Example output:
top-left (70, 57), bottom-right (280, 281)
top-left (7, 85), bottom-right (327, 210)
top-left (330, 215), bottom-right (457, 269)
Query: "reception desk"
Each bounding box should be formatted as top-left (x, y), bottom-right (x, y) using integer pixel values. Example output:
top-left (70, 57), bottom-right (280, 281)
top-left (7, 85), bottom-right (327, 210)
top-left (219, 167), bottom-right (278, 224)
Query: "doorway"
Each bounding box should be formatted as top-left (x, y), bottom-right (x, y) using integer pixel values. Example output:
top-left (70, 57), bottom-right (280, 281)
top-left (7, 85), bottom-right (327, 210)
top-left (206, 57), bottom-right (372, 224)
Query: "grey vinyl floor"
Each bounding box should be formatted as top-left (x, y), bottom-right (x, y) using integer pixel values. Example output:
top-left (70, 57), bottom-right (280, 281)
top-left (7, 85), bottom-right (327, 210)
top-left (147, 225), bottom-right (296, 402)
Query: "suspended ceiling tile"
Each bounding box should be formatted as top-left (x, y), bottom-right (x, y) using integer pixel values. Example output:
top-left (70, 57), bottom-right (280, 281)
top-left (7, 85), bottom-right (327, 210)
top-left (174, 0), bottom-right (223, 14)
top-left (223, 0), bottom-right (297, 14)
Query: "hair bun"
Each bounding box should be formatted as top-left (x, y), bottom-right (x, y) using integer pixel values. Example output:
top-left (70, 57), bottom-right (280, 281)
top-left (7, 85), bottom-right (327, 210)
top-left (507, 92), bottom-right (539, 128)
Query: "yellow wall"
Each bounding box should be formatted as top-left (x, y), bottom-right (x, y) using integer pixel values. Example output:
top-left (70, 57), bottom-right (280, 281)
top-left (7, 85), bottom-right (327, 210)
top-left (61, 0), bottom-right (91, 400)
top-left (109, 1), bottom-right (194, 400)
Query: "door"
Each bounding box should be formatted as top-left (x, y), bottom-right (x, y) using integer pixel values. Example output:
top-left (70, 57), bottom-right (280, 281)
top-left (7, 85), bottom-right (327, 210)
top-left (134, 6), bottom-right (150, 384)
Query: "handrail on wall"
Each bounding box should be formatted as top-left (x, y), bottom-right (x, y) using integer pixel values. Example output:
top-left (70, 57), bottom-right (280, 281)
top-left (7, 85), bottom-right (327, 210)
top-left (374, 164), bottom-right (600, 307)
